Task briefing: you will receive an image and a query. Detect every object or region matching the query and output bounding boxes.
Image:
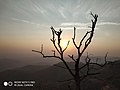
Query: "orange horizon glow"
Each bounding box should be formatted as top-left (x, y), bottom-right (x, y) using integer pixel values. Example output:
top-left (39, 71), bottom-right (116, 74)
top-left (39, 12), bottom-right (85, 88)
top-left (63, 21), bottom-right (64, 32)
top-left (0, 0), bottom-right (120, 59)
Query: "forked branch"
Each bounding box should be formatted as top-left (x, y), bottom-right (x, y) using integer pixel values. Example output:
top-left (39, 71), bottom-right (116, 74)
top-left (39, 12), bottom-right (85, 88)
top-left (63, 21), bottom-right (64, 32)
top-left (50, 26), bottom-right (70, 53)
top-left (32, 44), bottom-right (61, 59)
top-left (72, 12), bottom-right (98, 60)
top-left (79, 52), bottom-right (108, 81)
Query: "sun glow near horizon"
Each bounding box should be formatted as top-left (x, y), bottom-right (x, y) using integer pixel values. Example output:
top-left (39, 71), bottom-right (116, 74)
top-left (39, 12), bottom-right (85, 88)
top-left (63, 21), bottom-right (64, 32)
top-left (61, 40), bottom-right (70, 49)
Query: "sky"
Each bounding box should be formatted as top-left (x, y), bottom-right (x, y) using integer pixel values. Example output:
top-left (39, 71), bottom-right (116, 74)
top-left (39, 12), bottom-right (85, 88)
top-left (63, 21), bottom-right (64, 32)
top-left (0, 0), bottom-right (120, 61)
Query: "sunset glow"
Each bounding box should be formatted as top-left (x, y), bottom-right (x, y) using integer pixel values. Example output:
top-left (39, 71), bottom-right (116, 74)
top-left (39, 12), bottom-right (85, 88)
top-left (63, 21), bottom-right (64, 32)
top-left (61, 40), bottom-right (69, 49)
top-left (0, 0), bottom-right (120, 60)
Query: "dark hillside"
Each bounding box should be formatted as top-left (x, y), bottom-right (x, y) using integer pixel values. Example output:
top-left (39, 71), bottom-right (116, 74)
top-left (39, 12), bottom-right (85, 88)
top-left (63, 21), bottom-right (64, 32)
top-left (0, 60), bottom-right (120, 90)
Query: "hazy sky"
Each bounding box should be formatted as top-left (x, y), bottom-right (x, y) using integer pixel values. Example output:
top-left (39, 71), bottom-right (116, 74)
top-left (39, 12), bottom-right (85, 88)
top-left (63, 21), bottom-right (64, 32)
top-left (0, 0), bottom-right (120, 60)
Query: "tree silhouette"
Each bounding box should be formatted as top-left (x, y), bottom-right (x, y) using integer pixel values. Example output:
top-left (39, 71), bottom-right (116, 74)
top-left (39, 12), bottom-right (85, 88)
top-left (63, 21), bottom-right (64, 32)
top-left (32, 12), bottom-right (107, 90)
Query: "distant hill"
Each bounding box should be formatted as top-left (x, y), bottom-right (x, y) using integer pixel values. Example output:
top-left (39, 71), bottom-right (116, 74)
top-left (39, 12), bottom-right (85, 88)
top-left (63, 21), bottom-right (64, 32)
top-left (0, 58), bottom-right (26, 72)
top-left (15, 65), bottom-right (50, 72)
top-left (0, 60), bottom-right (120, 90)
top-left (0, 57), bottom-right (56, 72)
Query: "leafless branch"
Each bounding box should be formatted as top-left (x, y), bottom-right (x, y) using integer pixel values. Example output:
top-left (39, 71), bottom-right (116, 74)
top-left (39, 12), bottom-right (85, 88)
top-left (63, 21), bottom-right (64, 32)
top-left (80, 12), bottom-right (98, 56)
top-left (85, 53), bottom-right (91, 75)
top-left (63, 40), bottom-right (70, 52)
top-left (32, 44), bottom-right (61, 59)
top-left (80, 72), bottom-right (100, 81)
top-left (51, 50), bottom-right (55, 56)
top-left (79, 31), bottom-right (91, 48)
top-left (68, 55), bottom-right (76, 62)
top-left (50, 26), bottom-right (61, 54)
top-left (78, 52), bottom-right (108, 82)
top-left (79, 64), bottom-right (87, 70)
top-left (72, 27), bottom-right (78, 49)
top-left (90, 52), bottom-right (108, 67)
top-left (104, 52), bottom-right (108, 65)
top-left (50, 26), bottom-right (75, 77)
top-left (32, 49), bottom-right (61, 59)
top-left (41, 44), bottom-right (43, 52)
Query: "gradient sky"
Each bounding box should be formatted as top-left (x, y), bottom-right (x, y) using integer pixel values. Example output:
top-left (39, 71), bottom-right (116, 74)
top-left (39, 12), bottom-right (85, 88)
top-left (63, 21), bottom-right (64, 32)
top-left (0, 0), bottom-right (120, 60)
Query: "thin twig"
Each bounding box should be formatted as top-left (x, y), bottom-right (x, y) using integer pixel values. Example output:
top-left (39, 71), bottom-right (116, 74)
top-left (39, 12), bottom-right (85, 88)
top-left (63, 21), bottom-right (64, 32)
top-left (68, 55), bottom-right (76, 62)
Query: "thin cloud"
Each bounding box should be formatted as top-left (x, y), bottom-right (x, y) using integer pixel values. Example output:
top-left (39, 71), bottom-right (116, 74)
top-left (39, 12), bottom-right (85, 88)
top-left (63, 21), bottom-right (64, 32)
top-left (61, 22), bottom-right (90, 27)
top-left (11, 18), bottom-right (48, 28)
top-left (12, 18), bottom-right (36, 25)
top-left (56, 22), bottom-right (90, 30)
top-left (58, 7), bottom-right (66, 19)
top-left (60, 22), bottom-right (90, 30)
top-left (98, 22), bottom-right (120, 26)
top-left (59, 26), bottom-right (89, 30)
top-left (60, 22), bottom-right (120, 30)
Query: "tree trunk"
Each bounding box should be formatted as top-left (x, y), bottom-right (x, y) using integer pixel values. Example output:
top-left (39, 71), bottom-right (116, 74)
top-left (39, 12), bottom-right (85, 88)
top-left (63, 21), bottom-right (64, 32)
top-left (75, 78), bottom-right (81, 90)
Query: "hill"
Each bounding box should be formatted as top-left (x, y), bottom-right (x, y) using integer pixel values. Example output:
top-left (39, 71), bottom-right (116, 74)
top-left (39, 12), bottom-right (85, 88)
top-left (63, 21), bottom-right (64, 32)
top-left (0, 60), bottom-right (120, 90)
top-left (0, 58), bottom-right (26, 72)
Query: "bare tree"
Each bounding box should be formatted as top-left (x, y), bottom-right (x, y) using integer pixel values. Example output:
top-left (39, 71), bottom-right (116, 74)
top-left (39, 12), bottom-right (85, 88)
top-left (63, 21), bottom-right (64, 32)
top-left (32, 12), bottom-right (107, 90)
